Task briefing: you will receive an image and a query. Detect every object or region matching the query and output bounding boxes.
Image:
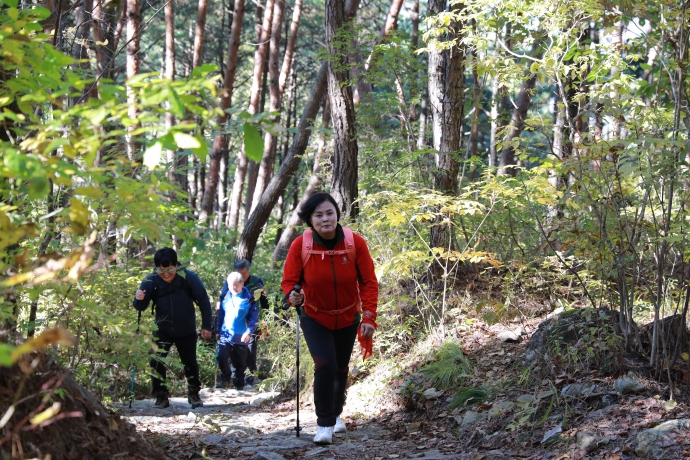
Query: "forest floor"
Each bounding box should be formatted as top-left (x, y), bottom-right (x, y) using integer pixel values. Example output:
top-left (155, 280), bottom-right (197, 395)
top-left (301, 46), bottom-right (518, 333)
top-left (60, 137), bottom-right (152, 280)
top-left (118, 310), bottom-right (690, 459)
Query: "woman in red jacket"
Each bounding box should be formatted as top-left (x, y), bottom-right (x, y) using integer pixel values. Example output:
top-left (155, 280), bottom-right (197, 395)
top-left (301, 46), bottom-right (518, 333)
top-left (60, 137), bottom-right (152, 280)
top-left (282, 193), bottom-right (378, 444)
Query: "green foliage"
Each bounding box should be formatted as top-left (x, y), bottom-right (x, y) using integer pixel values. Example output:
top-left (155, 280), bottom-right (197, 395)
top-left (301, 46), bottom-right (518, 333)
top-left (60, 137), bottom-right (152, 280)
top-left (420, 342), bottom-right (471, 390)
top-left (449, 386), bottom-right (491, 410)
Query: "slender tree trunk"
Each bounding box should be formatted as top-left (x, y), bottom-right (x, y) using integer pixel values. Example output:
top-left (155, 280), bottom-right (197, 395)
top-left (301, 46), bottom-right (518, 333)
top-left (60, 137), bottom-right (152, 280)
top-left (252, 0), bottom-right (298, 211)
top-left (192, 0), bottom-right (210, 69)
top-left (278, 0), bottom-right (302, 99)
top-left (326, 0), bottom-right (359, 218)
top-left (428, 0), bottom-right (465, 251)
top-left (236, 64), bottom-right (328, 260)
top-left (498, 40), bottom-right (544, 176)
top-left (272, 99), bottom-right (331, 262)
top-left (198, 0), bottom-right (246, 223)
top-left (92, 0), bottom-right (114, 82)
top-left (125, 0), bottom-right (141, 160)
top-left (411, 0), bottom-right (419, 48)
top-left (226, 0), bottom-right (275, 230)
top-left (469, 20), bottom-right (480, 168)
top-left (113, 0), bottom-right (127, 52)
top-left (489, 22), bottom-right (511, 170)
top-left (164, 0), bottom-right (179, 191)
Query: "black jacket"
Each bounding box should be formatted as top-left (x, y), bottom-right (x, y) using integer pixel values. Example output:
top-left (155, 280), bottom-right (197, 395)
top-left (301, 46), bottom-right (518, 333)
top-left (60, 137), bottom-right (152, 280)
top-left (133, 268), bottom-right (212, 338)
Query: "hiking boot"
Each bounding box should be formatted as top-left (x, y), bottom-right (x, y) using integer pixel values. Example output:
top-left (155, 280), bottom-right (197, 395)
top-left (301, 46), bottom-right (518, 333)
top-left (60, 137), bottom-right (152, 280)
top-left (245, 375), bottom-right (256, 385)
top-left (216, 377), bottom-right (231, 389)
top-left (334, 416), bottom-right (347, 433)
top-left (154, 393), bottom-right (170, 409)
top-left (313, 426), bottom-right (334, 444)
top-left (188, 390), bottom-right (203, 409)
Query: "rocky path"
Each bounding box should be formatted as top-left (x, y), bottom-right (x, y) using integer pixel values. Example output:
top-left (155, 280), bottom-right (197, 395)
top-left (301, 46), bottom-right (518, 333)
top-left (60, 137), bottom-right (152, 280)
top-left (119, 387), bottom-right (493, 460)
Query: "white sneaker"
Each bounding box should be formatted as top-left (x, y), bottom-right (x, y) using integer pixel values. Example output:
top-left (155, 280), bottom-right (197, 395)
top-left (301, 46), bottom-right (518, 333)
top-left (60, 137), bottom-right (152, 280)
top-left (313, 426), bottom-right (334, 444)
top-left (334, 416), bottom-right (347, 433)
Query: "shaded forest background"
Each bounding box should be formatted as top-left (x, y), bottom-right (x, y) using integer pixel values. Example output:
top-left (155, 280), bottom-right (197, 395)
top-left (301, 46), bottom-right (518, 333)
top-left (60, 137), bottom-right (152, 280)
top-left (3, 0), bottom-right (690, 451)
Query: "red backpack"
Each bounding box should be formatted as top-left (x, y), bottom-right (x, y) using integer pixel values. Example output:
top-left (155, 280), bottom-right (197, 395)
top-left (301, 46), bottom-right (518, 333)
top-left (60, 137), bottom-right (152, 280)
top-left (301, 227), bottom-right (357, 266)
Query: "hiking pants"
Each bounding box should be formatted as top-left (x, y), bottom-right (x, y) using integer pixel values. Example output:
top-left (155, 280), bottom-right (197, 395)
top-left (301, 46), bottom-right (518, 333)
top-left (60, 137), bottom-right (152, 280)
top-left (218, 338), bottom-right (249, 387)
top-left (247, 334), bottom-right (258, 372)
top-left (300, 315), bottom-right (359, 427)
top-left (150, 330), bottom-right (201, 395)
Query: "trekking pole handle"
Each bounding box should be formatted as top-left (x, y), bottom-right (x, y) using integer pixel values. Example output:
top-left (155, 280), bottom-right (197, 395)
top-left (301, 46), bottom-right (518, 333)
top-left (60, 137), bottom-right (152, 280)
top-left (283, 284), bottom-right (302, 310)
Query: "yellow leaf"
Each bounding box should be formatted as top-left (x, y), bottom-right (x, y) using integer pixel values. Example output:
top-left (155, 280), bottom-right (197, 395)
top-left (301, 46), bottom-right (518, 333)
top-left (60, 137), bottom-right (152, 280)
top-left (682, 353), bottom-right (689, 361)
top-left (11, 328), bottom-right (75, 363)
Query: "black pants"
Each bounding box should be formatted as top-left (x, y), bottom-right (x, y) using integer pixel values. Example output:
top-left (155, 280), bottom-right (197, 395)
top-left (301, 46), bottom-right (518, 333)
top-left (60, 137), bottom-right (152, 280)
top-left (300, 315), bottom-right (359, 427)
top-left (247, 335), bottom-right (258, 372)
top-left (218, 338), bottom-right (249, 387)
top-left (150, 331), bottom-right (201, 395)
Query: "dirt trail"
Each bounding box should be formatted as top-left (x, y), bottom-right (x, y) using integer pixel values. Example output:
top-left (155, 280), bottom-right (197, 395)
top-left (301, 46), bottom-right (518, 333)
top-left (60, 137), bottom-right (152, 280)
top-left (120, 387), bottom-right (485, 460)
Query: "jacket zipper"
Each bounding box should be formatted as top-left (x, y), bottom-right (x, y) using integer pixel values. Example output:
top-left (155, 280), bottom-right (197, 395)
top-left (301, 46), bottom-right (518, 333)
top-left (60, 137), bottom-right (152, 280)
top-left (331, 255), bottom-right (338, 329)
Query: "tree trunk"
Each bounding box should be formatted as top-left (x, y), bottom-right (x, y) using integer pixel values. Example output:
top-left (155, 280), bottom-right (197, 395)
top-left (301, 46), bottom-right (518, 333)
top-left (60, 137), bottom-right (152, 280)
top-left (428, 0), bottom-right (464, 251)
top-left (198, 0), bottom-right (246, 223)
top-left (164, 0), bottom-right (180, 193)
top-left (489, 22), bottom-right (510, 170)
top-left (272, 99), bottom-right (331, 262)
top-left (192, 0), bottom-right (210, 69)
top-left (225, 0), bottom-right (275, 230)
top-left (498, 40), bottom-right (544, 176)
top-left (326, 0), bottom-right (359, 219)
top-left (236, 63), bottom-right (328, 261)
top-left (125, 0), bottom-right (141, 160)
top-left (411, 0), bottom-right (419, 48)
top-left (92, 0), bottom-right (115, 82)
top-left (251, 0), bottom-right (294, 211)
top-left (278, 0), bottom-right (302, 99)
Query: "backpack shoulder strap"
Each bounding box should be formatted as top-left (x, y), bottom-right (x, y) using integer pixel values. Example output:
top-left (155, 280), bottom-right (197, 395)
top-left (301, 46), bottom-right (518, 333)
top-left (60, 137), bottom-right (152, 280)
top-left (301, 229), bottom-right (314, 268)
top-left (342, 227), bottom-right (356, 261)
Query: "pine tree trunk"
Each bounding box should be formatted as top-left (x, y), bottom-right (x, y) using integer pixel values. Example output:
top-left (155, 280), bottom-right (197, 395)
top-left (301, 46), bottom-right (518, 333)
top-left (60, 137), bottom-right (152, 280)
top-left (225, 0), bottom-right (275, 230)
top-left (198, 0), bottom-right (246, 223)
top-left (498, 40), bottom-right (544, 176)
top-left (236, 64), bottom-right (328, 260)
top-left (428, 0), bottom-right (464, 252)
top-left (125, 0), bottom-right (141, 160)
top-left (272, 99), bottom-right (330, 263)
top-left (192, 0), bottom-right (210, 69)
top-left (326, 0), bottom-right (358, 219)
top-left (251, 0), bottom-right (291, 212)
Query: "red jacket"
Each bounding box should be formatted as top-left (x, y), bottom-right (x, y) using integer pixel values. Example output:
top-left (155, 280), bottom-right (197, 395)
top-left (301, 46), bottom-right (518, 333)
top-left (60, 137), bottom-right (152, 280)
top-left (281, 230), bottom-right (378, 330)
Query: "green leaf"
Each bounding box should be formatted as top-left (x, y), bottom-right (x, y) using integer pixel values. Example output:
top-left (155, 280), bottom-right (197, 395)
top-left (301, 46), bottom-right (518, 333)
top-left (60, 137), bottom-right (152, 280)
top-left (173, 132), bottom-right (201, 149)
top-left (243, 123), bottom-right (264, 162)
top-left (0, 343), bottom-right (14, 366)
top-left (192, 136), bottom-right (208, 163)
top-left (168, 84), bottom-right (184, 118)
top-left (2, 0), bottom-right (18, 8)
top-left (190, 64), bottom-right (217, 78)
top-left (143, 141), bottom-right (163, 170)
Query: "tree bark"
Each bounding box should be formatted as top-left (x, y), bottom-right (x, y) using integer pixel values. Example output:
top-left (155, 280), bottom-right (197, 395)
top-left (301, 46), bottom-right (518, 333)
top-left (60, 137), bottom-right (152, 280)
top-left (272, 98), bottom-right (331, 262)
top-left (326, 0), bottom-right (359, 219)
top-left (498, 40), bottom-right (544, 176)
top-left (225, 0), bottom-right (275, 230)
top-left (125, 0), bottom-right (141, 160)
top-left (192, 0), bottom-right (210, 69)
top-left (278, 0), bottom-right (303, 99)
top-left (251, 0), bottom-right (286, 213)
top-left (489, 22), bottom-right (510, 170)
top-left (236, 63), bottom-right (328, 261)
top-left (198, 0), bottom-right (246, 223)
top-left (411, 0), bottom-right (419, 48)
top-left (428, 0), bottom-right (465, 251)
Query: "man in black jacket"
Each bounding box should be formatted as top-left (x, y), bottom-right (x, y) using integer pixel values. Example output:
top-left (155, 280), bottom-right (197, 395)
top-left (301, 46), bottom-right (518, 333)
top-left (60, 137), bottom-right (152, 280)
top-left (134, 248), bottom-right (212, 409)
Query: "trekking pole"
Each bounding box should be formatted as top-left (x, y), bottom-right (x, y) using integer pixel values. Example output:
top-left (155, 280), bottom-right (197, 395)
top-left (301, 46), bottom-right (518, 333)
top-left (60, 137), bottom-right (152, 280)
top-left (129, 310), bottom-right (141, 409)
top-left (283, 284), bottom-right (303, 437)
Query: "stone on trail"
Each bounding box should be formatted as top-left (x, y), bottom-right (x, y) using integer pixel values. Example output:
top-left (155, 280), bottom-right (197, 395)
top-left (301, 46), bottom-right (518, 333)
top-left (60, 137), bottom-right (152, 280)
top-left (635, 418), bottom-right (690, 459)
top-left (497, 328), bottom-right (523, 342)
top-left (250, 391), bottom-right (280, 406)
top-left (423, 388), bottom-right (444, 399)
top-left (613, 377), bottom-right (645, 394)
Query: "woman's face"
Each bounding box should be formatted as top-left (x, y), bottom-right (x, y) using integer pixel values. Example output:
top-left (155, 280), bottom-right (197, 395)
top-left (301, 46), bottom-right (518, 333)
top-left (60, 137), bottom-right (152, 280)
top-left (230, 278), bottom-right (244, 294)
top-left (310, 200), bottom-right (338, 238)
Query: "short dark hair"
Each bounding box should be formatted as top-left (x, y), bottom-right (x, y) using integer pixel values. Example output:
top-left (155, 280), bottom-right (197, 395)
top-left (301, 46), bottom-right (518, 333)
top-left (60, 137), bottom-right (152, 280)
top-left (234, 258), bottom-right (251, 271)
top-left (154, 247), bottom-right (178, 267)
top-left (297, 193), bottom-right (340, 228)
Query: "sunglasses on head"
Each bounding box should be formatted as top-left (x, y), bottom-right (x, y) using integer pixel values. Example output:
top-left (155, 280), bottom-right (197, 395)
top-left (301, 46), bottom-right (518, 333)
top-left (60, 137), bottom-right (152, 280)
top-left (157, 266), bottom-right (177, 274)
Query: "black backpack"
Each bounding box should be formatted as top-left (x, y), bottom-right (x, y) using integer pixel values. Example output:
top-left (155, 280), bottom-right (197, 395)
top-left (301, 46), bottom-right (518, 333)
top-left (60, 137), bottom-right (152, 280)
top-left (146, 268), bottom-right (195, 314)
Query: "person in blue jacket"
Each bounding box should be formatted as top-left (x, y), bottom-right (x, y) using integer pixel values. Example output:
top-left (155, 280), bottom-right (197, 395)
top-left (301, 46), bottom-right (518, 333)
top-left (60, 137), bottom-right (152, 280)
top-left (216, 271), bottom-right (259, 390)
top-left (133, 248), bottom-right (212, 409)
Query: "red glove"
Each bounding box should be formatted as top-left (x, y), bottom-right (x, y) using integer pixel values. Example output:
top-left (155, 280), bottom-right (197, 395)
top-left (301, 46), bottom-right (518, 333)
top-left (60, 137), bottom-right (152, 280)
top-left (358, 321), bottom-right (377, 360)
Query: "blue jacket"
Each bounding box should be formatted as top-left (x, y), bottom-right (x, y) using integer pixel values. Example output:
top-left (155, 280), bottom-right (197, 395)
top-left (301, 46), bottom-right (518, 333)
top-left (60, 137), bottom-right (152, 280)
top-left (133, 268), bottom-right (212, 338)
top-left (217, 286), bottom-right (258, 344)
top-left (219, 274), bottom-right (269, 311)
